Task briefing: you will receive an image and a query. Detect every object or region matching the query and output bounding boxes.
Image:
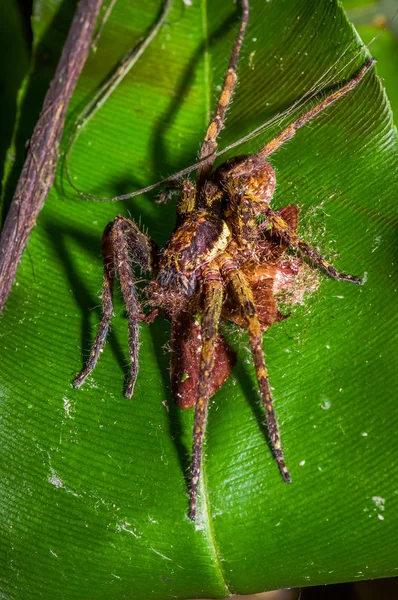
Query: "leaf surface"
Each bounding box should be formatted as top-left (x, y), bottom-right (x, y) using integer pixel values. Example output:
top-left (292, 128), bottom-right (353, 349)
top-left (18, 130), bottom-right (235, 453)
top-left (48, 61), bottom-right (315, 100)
top-left (0, 1), bottom-right (397, 598)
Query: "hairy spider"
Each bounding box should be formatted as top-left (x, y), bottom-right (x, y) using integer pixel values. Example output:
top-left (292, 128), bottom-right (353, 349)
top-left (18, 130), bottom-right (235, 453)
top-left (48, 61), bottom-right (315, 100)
top-left (73, 0), bottom-right (374, 520)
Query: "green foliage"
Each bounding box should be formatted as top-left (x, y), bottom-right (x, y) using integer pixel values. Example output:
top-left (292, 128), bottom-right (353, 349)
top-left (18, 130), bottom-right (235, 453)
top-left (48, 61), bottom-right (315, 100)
top-left (343, 0), bottom-right (398, 119)
top-left (0, 1), bottom-right (397, 598)
top-left (0, 0), bottom-right (29, 204)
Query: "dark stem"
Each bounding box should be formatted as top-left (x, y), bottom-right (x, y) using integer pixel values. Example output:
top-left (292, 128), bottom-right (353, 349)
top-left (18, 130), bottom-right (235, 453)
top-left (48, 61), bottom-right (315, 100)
top-left (0, 0), bottom-right (103, 314)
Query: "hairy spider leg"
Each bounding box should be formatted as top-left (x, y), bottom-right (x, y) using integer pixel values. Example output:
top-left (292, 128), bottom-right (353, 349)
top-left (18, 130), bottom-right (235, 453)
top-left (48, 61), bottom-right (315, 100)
top-left (176, 179), bottom-right (197, 223)
top-left (74, 222), bottom-right (115, 390)
top-left (221, 59), bottom-right (375, 212)
top-left (259, 58), bottom-right (375, 160)
top-left (277, 204), bottom-right (299, 233)
top-left (220, 60), bottom-right (375, 217)
top-left (219, 254), bottom-right (291, 484)
top-left (224, 192), bottom-right (258, 250)
top-left (227, 205), bottom-right (300, 329)
top-left (74, 216), bottom-right (157, 397)
top-left (197, 0), bottom-right (249, 184)
top-left (189, 264), bottom-right (224, 521)
top-left (262, 209), bottom-right (363, 284)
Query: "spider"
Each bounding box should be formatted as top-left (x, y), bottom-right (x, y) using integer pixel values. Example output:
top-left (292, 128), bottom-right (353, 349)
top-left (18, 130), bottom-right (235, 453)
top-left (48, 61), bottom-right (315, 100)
top-left (73, 0), bottom-right (374, 520)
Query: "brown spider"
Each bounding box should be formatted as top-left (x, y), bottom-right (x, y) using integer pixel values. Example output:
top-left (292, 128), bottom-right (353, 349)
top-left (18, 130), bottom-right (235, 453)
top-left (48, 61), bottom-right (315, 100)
top-left (73, 0), bottom-right (374, 520)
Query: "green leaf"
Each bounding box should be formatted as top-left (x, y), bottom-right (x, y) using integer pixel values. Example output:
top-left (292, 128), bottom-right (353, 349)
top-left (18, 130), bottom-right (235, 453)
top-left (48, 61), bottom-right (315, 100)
top-left (0, 0), bottom-right (29, 208)
top-left (344, 1), bottom-right (398, 119)
top-left (1, 1), bottom-right (397, 598)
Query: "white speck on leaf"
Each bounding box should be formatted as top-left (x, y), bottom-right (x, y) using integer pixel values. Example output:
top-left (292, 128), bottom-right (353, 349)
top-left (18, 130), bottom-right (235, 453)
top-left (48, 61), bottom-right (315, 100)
top-left (148, 516), bottom-right (159, 524)
top-left (48, 468), bottom-right (64, 488)
top-left (299, 460), bottom-right (306, 466)
top-left (63, 396), bottom-right (73, 418)
top-left (116, 520), bottom-right (141, 538)
top-left (372, 496), bottom-right (385, 511)
top-left (372, 235), bottom-right (382, 252)
top-left (47, 458), bottom-right (81, 497)
top-left (150, 547), bottom-right (172, 561)
top-left (249, 51), bottom-right (256, 69)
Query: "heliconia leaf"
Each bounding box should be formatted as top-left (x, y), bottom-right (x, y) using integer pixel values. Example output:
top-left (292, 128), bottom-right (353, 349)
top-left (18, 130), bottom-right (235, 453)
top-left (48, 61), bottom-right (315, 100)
top-left (0, 1), bottom-right (397, 599)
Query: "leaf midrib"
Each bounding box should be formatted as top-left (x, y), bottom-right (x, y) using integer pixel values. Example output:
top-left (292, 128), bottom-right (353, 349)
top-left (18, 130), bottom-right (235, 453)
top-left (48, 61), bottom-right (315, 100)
top-left (197, 0), bottom-right (233, 596)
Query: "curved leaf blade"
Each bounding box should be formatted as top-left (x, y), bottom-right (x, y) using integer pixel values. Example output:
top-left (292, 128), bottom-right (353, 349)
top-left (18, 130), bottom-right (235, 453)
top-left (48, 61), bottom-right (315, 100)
top-left (0, 0), bottom-right (397, 598)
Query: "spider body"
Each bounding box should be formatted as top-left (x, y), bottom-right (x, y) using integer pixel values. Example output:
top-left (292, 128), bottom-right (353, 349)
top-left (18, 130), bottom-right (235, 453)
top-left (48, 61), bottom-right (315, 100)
top-left (153, 162), bottom-right (296, 411)
top-left (157, 209), bottom-right (231, 293)
top-left (73, 0), bottom-right (375, 520)
top-left (157, 156), bottom-right (277, 296)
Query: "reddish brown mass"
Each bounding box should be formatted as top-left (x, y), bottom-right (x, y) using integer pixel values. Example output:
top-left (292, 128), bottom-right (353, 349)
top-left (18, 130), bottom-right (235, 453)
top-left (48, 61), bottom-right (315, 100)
top-left (170, 312), bottom-right (236, 409)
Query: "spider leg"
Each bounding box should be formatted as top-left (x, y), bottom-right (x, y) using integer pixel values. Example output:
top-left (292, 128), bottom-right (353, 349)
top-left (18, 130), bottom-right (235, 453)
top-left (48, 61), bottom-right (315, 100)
top-left (219, 254), bottom-right (291, 484)
top-left (74, 222), bottom-right (115, 390)
top-left (197, 0), bottom-right (249, 184)
top-left (217, 61), bottom-right (374, 221)
top-left (217, 59), bottom-right (374, 214)
top-left (277, 204), bottom-right (299, 232)
top-left (170, 309), bottom-right (236, 410)
top-left (261, 208), bottom-right (363, 283)
top-left (259, 59), bottom-right (375, 159)
top-left (259, 204), bottom-right (299, 260)
top-left (222, 265), bottom-right (278, 330)
top-left (176, 179), bottom-right (197, 223)
top-left (74, 216), bottom-right (157, 397)
top-left (189, 264), bottom-right (224, 521)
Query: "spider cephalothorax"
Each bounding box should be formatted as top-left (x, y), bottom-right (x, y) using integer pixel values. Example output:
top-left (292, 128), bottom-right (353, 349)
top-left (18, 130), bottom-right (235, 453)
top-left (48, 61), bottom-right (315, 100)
top-left (73, 0), bottom-right (374, 520)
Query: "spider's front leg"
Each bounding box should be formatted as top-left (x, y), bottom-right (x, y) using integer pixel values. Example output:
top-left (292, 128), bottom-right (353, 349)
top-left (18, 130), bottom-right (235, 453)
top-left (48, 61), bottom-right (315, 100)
top-left (216, 59), bottom-right (376, 282)
top-left (74, 215), bottom-right (158, 398)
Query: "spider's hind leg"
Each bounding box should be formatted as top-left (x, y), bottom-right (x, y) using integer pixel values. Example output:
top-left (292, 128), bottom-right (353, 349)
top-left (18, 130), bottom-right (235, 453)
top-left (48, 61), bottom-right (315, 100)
top-left (219, 254), bottom-right (291, 484)
top-left (170, 309), bottom-right (236, 410)
top-left (189, 263), bottom-right (224, 521)
top-left (73, 216), bottom-right (157, 398)
top-left (261, 208), bottom-right (363, 284)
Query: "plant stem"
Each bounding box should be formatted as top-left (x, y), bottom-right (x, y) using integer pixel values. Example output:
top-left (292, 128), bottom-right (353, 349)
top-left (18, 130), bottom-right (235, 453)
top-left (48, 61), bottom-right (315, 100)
top-left (0, 0), bottom-right (103, 314)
